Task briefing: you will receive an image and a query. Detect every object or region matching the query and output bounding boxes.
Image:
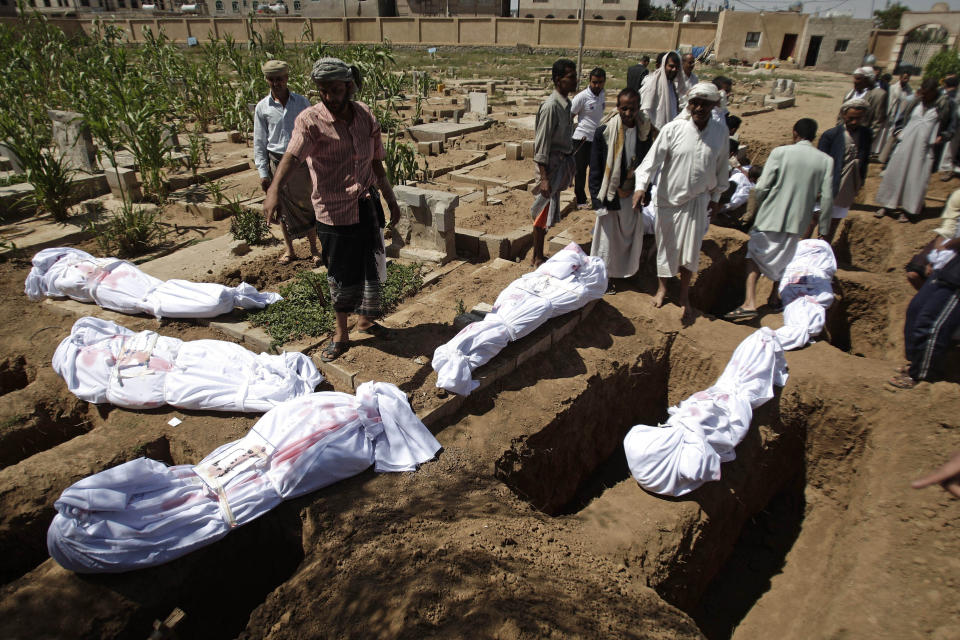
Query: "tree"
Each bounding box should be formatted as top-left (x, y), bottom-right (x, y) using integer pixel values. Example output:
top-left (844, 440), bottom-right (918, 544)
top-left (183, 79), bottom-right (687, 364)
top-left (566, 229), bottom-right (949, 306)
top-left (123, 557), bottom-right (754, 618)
top-left (874, 3), bottom-right (907, 30)
top-left (671, 0), bottom-right (689, 18)
top-left (925, 50), bottom-right (960, 82)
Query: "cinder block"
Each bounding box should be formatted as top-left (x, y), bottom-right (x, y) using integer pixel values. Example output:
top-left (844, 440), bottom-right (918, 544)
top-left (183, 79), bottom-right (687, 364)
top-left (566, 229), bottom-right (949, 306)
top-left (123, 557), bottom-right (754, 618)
top-left (505, 142), bottom-right (521, 161)
top-left (455, 227), bottom-right (484, 256)
top-left (479, 234), bottom-right (509, 261)
top-left (104, 167), bottom-right (143, 202)
top-left (417, 141), bottom-right (432, 155)
top-left (430, 140), bottom-right (442, 155)
top-left (521, 140), bottom-right (535, 160)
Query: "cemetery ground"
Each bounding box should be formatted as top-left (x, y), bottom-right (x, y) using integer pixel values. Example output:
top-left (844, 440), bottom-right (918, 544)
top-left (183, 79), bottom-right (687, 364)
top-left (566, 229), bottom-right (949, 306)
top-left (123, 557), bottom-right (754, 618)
top-left (0, 55), bottom-right (958, 640)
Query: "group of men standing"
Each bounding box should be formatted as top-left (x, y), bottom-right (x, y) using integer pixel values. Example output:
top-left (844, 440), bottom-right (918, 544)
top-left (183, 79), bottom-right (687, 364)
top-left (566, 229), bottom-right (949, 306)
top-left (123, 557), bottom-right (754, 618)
top-left (532, 54), bottom-right (758, 323)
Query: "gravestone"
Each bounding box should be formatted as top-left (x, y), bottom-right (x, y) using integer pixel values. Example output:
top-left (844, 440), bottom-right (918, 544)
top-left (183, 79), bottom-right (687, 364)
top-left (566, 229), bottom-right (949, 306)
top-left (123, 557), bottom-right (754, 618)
top-left (0, 142), bottom-right (24, 173)
top-left (468, 92), bottom-right (488, 117)
top-left (505, 142), bottom-right (521, 161)
top-left (521, 140), bottom-right (535, 159)
top-left (388, 185), bottom-right (458, 263)
top-left (48, 109), bottom-right (97, 172)
top-left (105, 167), bottom-right (143, 202)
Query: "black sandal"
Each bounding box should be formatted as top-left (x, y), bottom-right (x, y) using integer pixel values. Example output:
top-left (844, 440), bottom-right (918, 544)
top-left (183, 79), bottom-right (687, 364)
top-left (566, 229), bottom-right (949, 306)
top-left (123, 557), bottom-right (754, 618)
top-left (723, 306), bottom-right (758, 321)
top-left (356, 321), bottom-right (392, 340)
top-left (320, 341), bottom-right (349, 362)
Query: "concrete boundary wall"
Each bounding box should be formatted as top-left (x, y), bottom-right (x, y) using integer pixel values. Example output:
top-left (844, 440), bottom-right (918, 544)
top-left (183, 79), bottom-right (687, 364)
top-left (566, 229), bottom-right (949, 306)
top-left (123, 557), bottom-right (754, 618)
top-left (2, 15), bottom-right (712, 51)
top-left (0, 13), bottom-right (890, 64)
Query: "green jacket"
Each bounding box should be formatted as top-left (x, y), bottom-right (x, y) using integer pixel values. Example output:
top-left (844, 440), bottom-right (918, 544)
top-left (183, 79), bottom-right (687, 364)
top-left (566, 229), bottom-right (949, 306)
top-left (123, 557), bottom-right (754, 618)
top-left (753, 140), bottom-right (834, 238)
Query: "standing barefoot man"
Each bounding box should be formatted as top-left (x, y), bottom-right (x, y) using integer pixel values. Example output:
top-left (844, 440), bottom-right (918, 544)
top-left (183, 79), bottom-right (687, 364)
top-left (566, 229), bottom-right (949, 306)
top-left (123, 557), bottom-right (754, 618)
top-left (529, 58), bottom-right (577, 268)
top-left (263, 58), bottom-right (401, 363)
top-left (632, 82), bottom-right (729, 324)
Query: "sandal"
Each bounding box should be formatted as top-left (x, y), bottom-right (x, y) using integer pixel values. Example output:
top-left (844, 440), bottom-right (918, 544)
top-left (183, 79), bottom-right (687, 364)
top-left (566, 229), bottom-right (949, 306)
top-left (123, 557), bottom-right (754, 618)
top-left (873, 208), bottom-right (887, 219)
top-left (311, 254), bottom-right (323, 268)
top-left (356, 321), bottom-right (392, 340)
top-left (723, 306), bottom-right (758, 321)
top-left (897, 213), bottom-right (910, 223)
top-left (888, 372), bottom-right (918, 389)
top-left (320, 340), bottom-right (349, 362)
top-left (278, 253), bottom-right (294, 265)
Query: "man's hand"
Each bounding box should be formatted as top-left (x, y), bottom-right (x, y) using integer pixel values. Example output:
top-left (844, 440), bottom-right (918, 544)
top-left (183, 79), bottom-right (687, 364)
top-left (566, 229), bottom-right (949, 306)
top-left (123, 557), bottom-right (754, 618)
top-left (263, 189), bottom-right (279, 225)
top-left (707, 201), bottom-right (721, 218)
top-left (936, 135), bottom-right (943, 145)
top-left (912, 451), bottom-right (960, 498)
top-left (260, 177), bottom-right (272, 193)
top-left (388, 200), bottom-right (401, 228)
top-left (537, 177), bottom-right (551, 197)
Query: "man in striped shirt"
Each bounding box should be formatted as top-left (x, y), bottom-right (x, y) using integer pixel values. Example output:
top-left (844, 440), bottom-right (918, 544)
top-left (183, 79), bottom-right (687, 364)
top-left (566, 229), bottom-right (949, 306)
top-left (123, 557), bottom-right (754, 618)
top-left (263, 58), bottom-right (401, 363)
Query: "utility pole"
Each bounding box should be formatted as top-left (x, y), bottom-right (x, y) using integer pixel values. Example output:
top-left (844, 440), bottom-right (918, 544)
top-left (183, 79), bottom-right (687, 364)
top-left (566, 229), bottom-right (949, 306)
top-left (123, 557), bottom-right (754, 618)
top-left (576, 0), bottom-right (586, 80)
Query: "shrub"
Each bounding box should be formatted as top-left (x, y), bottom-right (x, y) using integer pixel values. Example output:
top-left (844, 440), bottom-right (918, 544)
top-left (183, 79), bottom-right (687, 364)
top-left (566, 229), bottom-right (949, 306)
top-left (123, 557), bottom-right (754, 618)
top-left (86, 201), bottom-right (167, 258)
top-left (230, 205), bottom-right (272, 246)
top-left (924, 50), bottom-right (960, 83)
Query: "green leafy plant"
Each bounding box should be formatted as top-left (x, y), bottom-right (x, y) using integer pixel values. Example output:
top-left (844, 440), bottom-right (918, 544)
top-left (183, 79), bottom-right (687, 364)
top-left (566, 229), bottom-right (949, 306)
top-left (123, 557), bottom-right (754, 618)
top-left (185, 132), bottom-right (211, 178)
top-left (0, 174), bottom-right (26, 187)
top-left (249, 262), bottom-right (423, 349)
top-left (86, 200), bottom-right (167, 258)
top-left (925, 50), bottom-right (960, 83)
top-left (229, 204), bottom-right (271, 246)
top-left (455, 298), bottom-right (466, 316)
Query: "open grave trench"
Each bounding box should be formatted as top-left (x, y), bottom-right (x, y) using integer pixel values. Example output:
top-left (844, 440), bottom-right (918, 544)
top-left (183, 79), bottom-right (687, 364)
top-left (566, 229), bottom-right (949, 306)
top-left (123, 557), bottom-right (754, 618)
top-left (2, 205), bottom-right (957, 639)
top-left (1, 69), bottom-right (958, 638)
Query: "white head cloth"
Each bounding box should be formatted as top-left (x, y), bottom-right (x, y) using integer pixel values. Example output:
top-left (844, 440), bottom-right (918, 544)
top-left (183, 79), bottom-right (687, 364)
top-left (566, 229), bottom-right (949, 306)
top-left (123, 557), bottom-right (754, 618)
top-left (686, 82), bottom-right (721, 103)
top-left (853, 66), bottom-right (875, 80)
top-left (840, 97), bottom-right (870, 112)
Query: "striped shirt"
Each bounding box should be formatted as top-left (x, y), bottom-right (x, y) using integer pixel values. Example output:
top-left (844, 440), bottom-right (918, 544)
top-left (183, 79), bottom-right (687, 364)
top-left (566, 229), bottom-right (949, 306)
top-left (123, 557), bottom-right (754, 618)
top-left (286, 100), bottom-right (386, 226)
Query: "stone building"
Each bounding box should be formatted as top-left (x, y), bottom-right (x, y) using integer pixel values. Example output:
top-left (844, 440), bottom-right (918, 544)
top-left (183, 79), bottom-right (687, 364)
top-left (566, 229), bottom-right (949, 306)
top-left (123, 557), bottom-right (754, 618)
top-left (715, 9), bottom-right (871, 73)
top-left (517, 0), bottom-right (637, 21)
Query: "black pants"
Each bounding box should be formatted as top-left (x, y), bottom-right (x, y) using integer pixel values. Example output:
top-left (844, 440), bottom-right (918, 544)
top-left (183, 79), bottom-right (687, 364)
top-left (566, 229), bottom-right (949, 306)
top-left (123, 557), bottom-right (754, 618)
top-left (573, 139), bottom-right (591, 205)
top-left (905, 276), bottom-right (960, 381)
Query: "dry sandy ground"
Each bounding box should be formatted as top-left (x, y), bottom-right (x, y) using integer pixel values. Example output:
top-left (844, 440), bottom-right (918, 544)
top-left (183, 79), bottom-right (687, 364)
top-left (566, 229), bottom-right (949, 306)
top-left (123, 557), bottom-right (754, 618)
top-left (0, 68), bottom-right (958, 640)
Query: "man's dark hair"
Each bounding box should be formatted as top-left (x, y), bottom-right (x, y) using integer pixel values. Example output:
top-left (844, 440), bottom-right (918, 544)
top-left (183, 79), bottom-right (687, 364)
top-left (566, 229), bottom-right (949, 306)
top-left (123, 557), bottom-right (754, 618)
top-left (881, 73), bottom-right (892, 83)
top-left (618, 87), bottom-right (640, 103)
top-left (793, 118), bottom-right (818, 141)
top-left (748, 165), bottom-right (763, 182)
top-left (921, 76), bottom-right (940, 94)
top-left (729, 138), bottom-right (740, 156)
top-left (589, 67), bottom-right (606, 80)
top-left (655, 52), bottom-right (666, 68)
top-left (725, 113), bottom-right (742, 133)
top-left (945, 75), bottom-right (959, 89)
top-left (551, 58), bottom-right (576, 84)
top-left (712, 75), bottom-right (733, 91)
top-left (641, 54), bottom-right (650, 64)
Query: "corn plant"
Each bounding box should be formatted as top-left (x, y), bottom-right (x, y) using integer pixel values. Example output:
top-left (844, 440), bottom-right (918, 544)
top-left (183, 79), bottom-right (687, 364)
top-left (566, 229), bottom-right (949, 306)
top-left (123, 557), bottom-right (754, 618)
top-left (86, 200), bottom-right (167, 258)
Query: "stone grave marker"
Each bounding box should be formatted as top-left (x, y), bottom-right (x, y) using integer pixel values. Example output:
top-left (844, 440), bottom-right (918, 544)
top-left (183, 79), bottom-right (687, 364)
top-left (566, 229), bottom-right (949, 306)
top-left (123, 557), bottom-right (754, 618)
top-left (0, 142), bottom-right (24, 173)
top-left (388, 185), bottom-right (458, 263)
top-left (48, 109), bottom-right (97, 172)
top-left (468, 92), bottom-right (488, 117)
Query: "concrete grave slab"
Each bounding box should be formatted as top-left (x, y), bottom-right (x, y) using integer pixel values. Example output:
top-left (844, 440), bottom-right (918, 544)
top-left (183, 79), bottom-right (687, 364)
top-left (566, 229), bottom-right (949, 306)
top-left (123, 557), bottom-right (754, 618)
top-left (508, 116), bottom-right (537, 131)
top-left (407, 121), bottom-right (490, 143)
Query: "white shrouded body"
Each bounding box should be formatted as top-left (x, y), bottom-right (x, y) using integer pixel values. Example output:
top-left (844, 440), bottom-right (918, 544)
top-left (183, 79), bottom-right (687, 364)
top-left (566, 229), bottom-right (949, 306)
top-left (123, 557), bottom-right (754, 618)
top-left (53, 317), bottom-right (322, 412)
top-left (47, 382), bottom-right (441, 573)
top-left (25, 248), bottom-right (281, 319)
top-left (432, 242), bottom-right (607, 396)
top-left (624, 240), bottom-right (837, 496)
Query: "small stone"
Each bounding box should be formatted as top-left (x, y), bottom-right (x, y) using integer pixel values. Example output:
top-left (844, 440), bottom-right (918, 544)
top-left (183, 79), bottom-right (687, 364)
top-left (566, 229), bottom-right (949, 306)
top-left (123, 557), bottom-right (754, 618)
top-left (413, 355), bottom-right (427, 365)
top-left (229, 240), bottom-right (250, 256)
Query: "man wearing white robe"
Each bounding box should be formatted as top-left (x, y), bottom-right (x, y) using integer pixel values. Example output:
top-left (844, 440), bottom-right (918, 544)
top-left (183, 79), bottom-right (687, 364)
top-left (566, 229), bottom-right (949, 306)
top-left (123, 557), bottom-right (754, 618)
top-left (589, 88), bottom-right (653, 285)
top-left (640, 51), bottom-right (685, 136)
top-left (632, 82), bottom-right (729, 323)
top-left (877, 72), bottom-right (913, 161)
top-left (876, 78), bottom-right (943, 223)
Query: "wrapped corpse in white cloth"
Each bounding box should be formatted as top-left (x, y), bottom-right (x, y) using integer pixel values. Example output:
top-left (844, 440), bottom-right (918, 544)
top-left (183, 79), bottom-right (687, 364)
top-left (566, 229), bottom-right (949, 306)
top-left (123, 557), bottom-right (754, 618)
top-left (47, 382), bottom-right (441, 573)
top-left (624, 240), bottom-right (837, 496)
top-left (25, 248), bottom-right (281, 318)
top-left (432, 243), bottom-right (607, 396)
top-left (53, 317), bottom-right (322, 412)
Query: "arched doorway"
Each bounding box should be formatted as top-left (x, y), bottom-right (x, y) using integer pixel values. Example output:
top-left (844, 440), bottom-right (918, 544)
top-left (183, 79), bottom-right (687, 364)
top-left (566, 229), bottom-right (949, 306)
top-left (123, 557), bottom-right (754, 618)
top-left (897, 24), bottom-right (949, 74)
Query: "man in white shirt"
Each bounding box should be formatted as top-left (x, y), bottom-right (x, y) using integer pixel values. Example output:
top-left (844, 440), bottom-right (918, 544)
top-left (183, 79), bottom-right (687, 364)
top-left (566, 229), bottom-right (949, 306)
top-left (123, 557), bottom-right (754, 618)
top-left (570, 67), bottom-right (606, 208)
top-left (253, 59), bottom-right (320, 265)
top-left (632, 82), bottom-right (729, 324)
top-left (677, 53), bottom-right (699, 110)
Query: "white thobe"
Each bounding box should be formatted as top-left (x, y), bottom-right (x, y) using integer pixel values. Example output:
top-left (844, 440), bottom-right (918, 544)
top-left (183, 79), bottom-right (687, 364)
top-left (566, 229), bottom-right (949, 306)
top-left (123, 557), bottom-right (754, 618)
top-left (877, 104), bottom-right (939, 216)
top-left (635, 116), bottom-right (729, 277)
top-left (591, 129), bottom-right (645, 278)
